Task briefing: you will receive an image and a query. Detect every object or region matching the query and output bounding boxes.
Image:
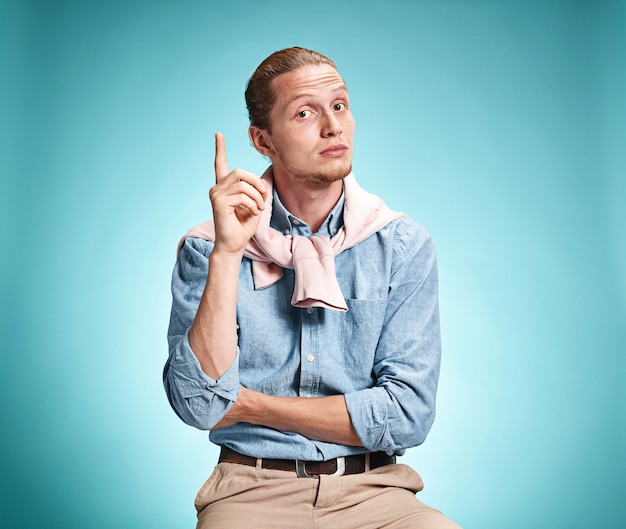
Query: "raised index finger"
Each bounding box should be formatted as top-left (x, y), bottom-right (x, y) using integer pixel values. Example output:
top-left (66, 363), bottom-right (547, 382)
top-left (214, 132), bottom-right (229, 183)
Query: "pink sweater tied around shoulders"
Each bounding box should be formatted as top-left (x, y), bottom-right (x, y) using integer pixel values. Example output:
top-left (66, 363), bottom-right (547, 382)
top-left (178, 167), bottom-right (404, 312)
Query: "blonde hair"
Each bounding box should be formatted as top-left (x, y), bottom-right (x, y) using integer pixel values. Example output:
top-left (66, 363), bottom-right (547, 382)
top-left (245, 47), bottom-right (336, 132)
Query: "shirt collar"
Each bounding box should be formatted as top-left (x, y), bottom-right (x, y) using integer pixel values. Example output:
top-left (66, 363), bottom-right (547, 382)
top-left (269, 184), bottom-right (345, 238)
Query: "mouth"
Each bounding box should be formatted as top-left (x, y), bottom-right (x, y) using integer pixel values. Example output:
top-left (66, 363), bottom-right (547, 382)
top-left (320, 144), bottom-right (349, 157)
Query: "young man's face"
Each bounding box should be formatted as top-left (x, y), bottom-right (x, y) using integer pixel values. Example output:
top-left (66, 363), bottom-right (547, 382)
top-left (253, 63), bottom-right (355, 187)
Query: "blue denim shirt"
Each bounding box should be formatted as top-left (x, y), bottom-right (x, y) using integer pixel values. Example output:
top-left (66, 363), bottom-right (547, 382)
top-left (164, 187), bottom-right (441, 460)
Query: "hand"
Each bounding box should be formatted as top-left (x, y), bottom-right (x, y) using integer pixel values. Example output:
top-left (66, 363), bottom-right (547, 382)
top-left (211, 385), bottom-right (251, 430)
top-left (209, 133), bottom-right (268, 255)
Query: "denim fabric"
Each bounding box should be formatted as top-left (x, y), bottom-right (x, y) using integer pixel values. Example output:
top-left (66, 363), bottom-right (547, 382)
top-left (164, 186), bottom-right (441, 461)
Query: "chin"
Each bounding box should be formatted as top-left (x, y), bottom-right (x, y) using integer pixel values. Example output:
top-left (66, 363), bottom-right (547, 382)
top-left (299, 163), bottom-right (352, 186)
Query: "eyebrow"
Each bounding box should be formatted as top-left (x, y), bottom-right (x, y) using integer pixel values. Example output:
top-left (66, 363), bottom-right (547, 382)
top-left (284, 85), bottom-right (349, 107)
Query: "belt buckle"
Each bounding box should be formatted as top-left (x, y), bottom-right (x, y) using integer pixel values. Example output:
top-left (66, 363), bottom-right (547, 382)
top-left (295, 457), bottom-right (346, 478)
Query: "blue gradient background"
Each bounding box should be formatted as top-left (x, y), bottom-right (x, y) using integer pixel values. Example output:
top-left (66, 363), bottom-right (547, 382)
top-left (1, 1), bottom-right (624, 527)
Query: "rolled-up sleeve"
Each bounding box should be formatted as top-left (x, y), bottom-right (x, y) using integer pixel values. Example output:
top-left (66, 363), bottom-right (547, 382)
top-left (344, 223), bottom-right (441, 454)
top-left (163, 237), bottom-right (240, 430)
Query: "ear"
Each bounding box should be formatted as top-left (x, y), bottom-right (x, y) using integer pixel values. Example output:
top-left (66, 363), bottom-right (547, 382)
top-left (249, 126), bottom-right (275, 158)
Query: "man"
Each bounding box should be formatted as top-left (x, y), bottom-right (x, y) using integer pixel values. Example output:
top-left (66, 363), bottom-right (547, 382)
top-left (164, 47), bottom-right (461, 528)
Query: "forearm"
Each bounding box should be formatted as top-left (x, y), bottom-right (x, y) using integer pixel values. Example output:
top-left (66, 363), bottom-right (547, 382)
top-left (219, 387), bottom-right (362, 447)
top-left (187, 133), bottom-right (267, 380)
top-left (188, 250), bottom-right (243, 380)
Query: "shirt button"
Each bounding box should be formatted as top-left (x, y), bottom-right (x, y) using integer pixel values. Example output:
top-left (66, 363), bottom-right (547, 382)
top-left (307, 354), bottom-right (315, 362)
top-left (293, 219), bottom-right (300, 226)
top-left (283, 229), bottom-right (290, 235)
top-left (306, 307), bottom-right (313, 314)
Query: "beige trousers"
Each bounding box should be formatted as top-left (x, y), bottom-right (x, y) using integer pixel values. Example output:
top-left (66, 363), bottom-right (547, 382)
top-left (195, 462), bottom-right (462, 529)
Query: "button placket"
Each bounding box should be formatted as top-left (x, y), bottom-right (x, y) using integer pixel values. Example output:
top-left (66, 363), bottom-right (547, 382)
top-left (299, 306), bottom-right (320, 396)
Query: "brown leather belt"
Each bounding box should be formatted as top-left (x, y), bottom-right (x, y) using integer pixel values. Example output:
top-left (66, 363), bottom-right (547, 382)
top-left (219, 446), bottom-right (396, 478)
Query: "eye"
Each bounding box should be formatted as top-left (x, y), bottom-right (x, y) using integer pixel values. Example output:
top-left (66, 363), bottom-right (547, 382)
top-left (333, 102), bottom-right (346, 111)
top-left (296, 109), bottom-right (312, 119)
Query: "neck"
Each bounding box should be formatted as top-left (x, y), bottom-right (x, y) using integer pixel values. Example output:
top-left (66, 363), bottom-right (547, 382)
top-left (272, 176), bottom-right (344, 234)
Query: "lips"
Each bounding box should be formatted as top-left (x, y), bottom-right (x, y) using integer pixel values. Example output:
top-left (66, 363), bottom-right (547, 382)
top-left (320, 144), bottom-right (349, 157)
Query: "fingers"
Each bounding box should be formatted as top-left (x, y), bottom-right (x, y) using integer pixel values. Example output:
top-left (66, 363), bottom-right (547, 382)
top-left (212, 132), bottom-right (268, 210)
top-left (214, 132), bottom-right (229, 183)
top-left (210, 169), bottom-right (268, 213)
top-left (209, 138), bottom-right (268, 251)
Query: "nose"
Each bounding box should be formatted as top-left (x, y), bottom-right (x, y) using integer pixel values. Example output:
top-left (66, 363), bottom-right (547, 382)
top-left (321, 111), bottom-right (342, 137)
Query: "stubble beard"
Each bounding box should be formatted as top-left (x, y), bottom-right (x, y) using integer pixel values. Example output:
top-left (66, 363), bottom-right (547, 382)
top-left (280, 158), bottom-right (353, 187)
top-left (298, 166), bottom-right (352, 186)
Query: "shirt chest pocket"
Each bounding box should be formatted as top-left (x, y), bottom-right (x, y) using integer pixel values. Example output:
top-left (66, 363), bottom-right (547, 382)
top-left (326, 298), bottom-right (387, 368)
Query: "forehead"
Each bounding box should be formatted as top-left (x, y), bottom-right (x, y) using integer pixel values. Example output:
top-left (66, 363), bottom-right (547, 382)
top-left (271, 64), bottom-right (347, 104)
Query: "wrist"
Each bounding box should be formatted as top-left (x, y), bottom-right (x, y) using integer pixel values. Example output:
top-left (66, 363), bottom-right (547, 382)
top-left (209, 247), bottom-right (245, 265)
top-left (235, 387), bottom-right (264, 425)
